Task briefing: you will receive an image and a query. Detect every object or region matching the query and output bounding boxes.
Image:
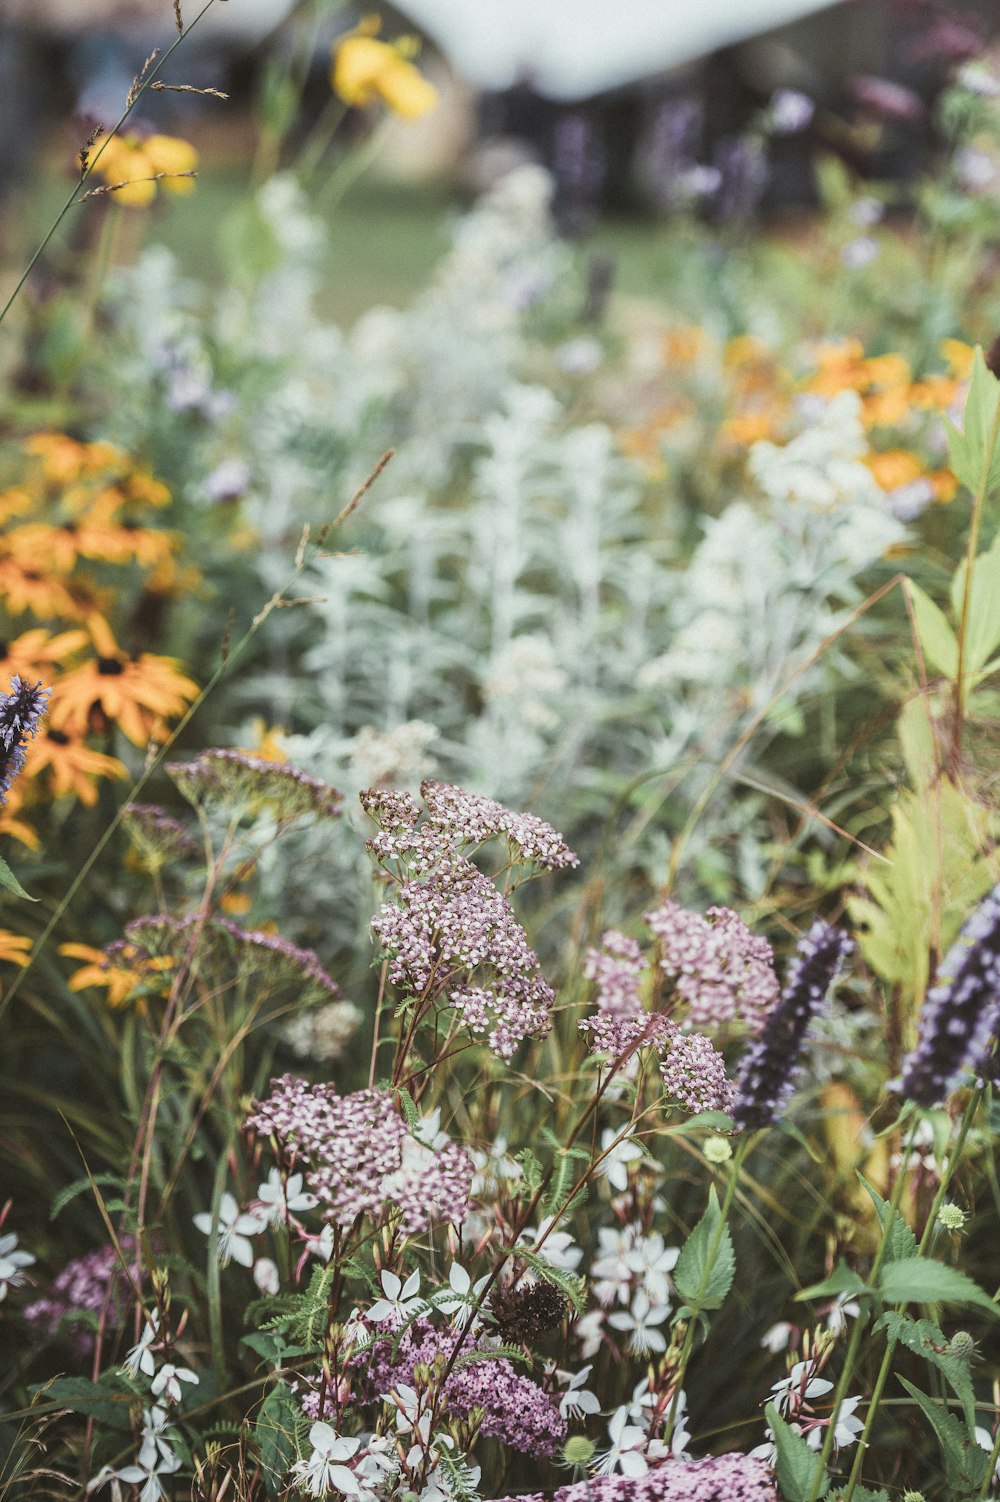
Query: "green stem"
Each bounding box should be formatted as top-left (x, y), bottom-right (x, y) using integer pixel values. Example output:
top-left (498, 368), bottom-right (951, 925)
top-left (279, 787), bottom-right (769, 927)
top-left (839, 1090), bottom-right (985, 1502)
top-left (0, 0), bottom-right (219, 330)
top-left (953, 376), bottom-right (1000, 761)
top-left (804, 1117), bottom-right (921, 1502)
top-left (663, 1135), bottom-right (750, 1450)
top-left (206, 1148), bottom-right (229, 1392)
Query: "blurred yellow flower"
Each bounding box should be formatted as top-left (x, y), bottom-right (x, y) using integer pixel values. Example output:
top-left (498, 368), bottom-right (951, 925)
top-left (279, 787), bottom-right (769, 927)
top-left (61, 941), bottom-right (172, 1009)
top-left (332, 19), bottom-right (438, 119)
top-left (0, 931), bottom-right (31, 968)
top-left (94, 131), bottom-right (198, 208)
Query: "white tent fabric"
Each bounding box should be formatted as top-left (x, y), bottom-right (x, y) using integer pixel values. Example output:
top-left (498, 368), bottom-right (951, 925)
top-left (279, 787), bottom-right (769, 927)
top-left (397, 0), bottom-right (844, 98)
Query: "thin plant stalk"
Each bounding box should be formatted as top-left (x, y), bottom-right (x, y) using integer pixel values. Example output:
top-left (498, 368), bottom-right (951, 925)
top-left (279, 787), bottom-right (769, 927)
top-left (0, 0), bottom-right (220, 330)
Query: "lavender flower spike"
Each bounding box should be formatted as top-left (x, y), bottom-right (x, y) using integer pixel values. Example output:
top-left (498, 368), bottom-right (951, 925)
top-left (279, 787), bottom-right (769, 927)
top-left (0, 676), bottom-right (49, 804)
top-left (898, 883), bottom-right (1000, 1108)
top-left (731, 920), bottom-right (853, 1132)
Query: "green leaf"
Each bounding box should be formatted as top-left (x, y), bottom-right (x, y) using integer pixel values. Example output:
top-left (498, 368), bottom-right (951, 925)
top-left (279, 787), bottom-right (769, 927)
top-left (255, 1382), bottom-right (299, 1500)
top-left (879, 1256), bottom-right (1000, 1317)
top-left (796, 1259), bottom-right (869, 1304)
top-left (50, 1171), bottom-right (126, 1222)
top-left (516, 1147), bottom-right (544, 1196)
top-left (765, 1403), bottom-right (830, 1501)
top-left (240, 1331), bottom-right (315, 1363)
top-left (0, 852), bottom-right (36, 901)
top-left (875, 1313), bottom-right (976, 1428)
top-left (897, 1377), bottom-right (990, 1491)
top-left (856, 1172), bottom-right (918, 1263)
top-left (946, 346), bottom-right (1000, 496)
top-left (34, 1375), bottom-right (134, 1430)
top-left (905, 578), bottom-right (959, 679)
top-left (673, 1185), bottom-right (736, 1313)
top-left (950, 528), bottom-right (1000, 681)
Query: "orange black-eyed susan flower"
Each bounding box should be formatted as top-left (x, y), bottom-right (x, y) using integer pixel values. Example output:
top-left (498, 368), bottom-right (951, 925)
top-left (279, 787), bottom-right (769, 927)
top-left (60, 941), bottom-right (172, 1009)
top-left (332, 17), bottom-right (438, 118)
top-left (22, 432), bottom-right (122, 485)
top-left (0, 557), bottom-right (93, 620)
top-left (0, 930), bottom-right (31, 967)
top-left (24, 729), bottom-right (127, 806)
top-left (48, 617), bottom-right (198, 747)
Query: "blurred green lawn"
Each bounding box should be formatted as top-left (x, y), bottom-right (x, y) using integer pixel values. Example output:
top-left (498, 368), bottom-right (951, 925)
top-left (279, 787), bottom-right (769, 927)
top-left (8, 156), bottom-right (733, 329)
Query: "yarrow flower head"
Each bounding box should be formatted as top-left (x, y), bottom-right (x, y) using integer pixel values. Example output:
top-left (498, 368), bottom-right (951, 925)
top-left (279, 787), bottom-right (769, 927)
top-left (897, 882), bottom-right (1000, 1107)
top-left (730, 920), bottom-right (853, 1132)
top-left (24, 1236), bottom-right (139, 1355)
top-left (492, 1452), bottom-right (777, 1501)
top-left (645, 901), bottom-right (779, 1029)
top-left (659, 1030), bottom-right (735, 1114)
top-left (0, 676), bottom-right (48, 803)
top-left (246, 1078), bottom-right (473, 1232)
top-left (168, 748), bottom-right (343, 823)
top-left (583, 931), bottom-right (648, 1014)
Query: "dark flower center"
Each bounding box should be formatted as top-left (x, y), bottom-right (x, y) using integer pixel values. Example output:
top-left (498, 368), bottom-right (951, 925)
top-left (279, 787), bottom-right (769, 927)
top-left (97, 657), bottom-right (125, 675)
top-left (47, 729), bottom-right (70, 745)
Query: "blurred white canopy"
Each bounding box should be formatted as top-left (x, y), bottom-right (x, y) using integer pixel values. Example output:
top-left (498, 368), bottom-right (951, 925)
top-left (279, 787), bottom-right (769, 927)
top-left (397, 0), bottom-right (844, 97)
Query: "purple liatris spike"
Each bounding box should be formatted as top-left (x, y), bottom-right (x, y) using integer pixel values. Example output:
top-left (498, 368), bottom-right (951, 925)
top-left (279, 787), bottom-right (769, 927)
top-left (730, 920), bottom-right (853, 1132)
top-left (0, 677), bottom-right (49, 804)
top-left (898, 883), bottom-right (1000, 1107)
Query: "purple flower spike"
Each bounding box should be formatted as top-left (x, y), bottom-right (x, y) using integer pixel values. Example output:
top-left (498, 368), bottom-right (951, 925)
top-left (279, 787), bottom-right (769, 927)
top-left (898, 884), bottom-right (1000, 1108)
top-left (0, 676), bottom-right (49, 803)
top-left (731, 920), bottom-right (853, 1132)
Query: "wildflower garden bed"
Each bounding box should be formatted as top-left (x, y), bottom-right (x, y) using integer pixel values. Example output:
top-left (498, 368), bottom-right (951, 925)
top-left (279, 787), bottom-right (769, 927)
top-left (2, 7), bottom-right (1000, 1502)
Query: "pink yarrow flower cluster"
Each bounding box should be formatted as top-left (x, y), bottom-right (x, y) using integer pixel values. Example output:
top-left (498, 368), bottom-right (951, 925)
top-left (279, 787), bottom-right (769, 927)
top-left (645, 901), bottom-right (779, 1029)
top-left (245, 1078), bottom-right (473, 1233)
top-left (365, 781), bottom-right (575, 1060)
top-left (494, 1453), bottom-right (777, 1502)
top-left (583, 930), bottom-right (648, 1013)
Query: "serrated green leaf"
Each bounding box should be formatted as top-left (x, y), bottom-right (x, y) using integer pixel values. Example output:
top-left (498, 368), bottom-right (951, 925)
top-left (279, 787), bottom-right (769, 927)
top-left (766, 1403), bottom-right (830, 1501)
top-left (255, 1382), bottom-right (299, 1499)
top-left (796, 1259), bottom-right (869, 1304)
top-left (905, 578), bottom-right (959, 679)
top-left (49, 1171), bottom-right (126, 1222)
top-left (0, 852), bottom-right (35, 901)
top-left (673, 1185), bottom-right (736, 1313)
top-left (897, 1376), bottom-right (990, 1490)
top-left (950, 529), bottom-right (1000, 680)
top-left (945, 346), bottom-right (1000, 496)
top-left (33, 1375), bottom-right (134, 1430)
top-left (856, 1172), bottom-right (918, 1263)
top-left (879, 1256), bottom-right (1000, 1316)
top-left (517, 1148), bottom-right (544, 1196)
top-left (875, 1313), bottom-right (976, 1428)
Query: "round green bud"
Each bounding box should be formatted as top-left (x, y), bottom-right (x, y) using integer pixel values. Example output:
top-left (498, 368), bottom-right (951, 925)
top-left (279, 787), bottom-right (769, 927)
top-left (937, 1203), bottom-right (966, 1232)
top-left (704, 1135), bottom-right (734, 1164)
top-left (949, 1330), bottom-right (977, 1362)
top-left (563, 1436), bottom-right (596, 1466)
top-left (902, 1491), bottom-right (927, 1502)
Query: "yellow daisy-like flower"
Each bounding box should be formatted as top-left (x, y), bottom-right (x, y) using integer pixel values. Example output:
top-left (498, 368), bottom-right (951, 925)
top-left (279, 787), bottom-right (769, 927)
top-left (24, 730), bottom-right (127, 806)
top-left (60, 941), bottom-right (172, 1009)
top-left (48, 616), bottom-right (199, 747)
top-left (93, 131), bottom-right (198, 208)
top-left (0, 931), bottom-right (31, 967)
top-left (332, 18), bottom-right (438, 119)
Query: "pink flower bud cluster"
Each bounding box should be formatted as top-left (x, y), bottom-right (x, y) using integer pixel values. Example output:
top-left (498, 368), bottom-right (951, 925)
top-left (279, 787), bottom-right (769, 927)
top-left (496, 1452), bottom-right (777, 1502)
top-left (645, 901), bottom-right (779, 1029)
top-left (245, 1077), bottom-right (472, 1232)
top-left (355, 1317), bottom-right (566, 1457)
top-left (582, 930), bottom-right (647, 1013)
top-left (659, 1031), bottom-right (735, 1114)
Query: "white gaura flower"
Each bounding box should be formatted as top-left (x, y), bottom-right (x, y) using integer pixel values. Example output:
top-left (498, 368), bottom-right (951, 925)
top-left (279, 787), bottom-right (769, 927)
top-left (0, 1230), bottom-right (35, 1301)
top-left (150, 1362), bottom-right (199, 1405)
top-left (806, 1396), bottom-right (864, 1453)
top-left (770, 1360), bottom-right (833, 1416)
top-left (291, 1422), bottom-right (362, 1498)
top-left (518, 1216), bottom-right (583, 1272)
top-left (367, 1267), bottom-right (424, 1325)
top-left (432, 1262), bottom-right (489, 1323)
top-left (555, 1363), bottom-right (601, 1420)
top-left (761, 1320), bottom-right (794, 1354)
top-left (122, 1310), bottom-right (160, 1379)
top-left (624, 1232), bottom-right (679, 1308)
top-left (574, 1308), bottom-right (605, 1360)
top-left (255, 1168), bottom-right (317, 1227)
top-left (607, 1289), bottom-right (670, 1355)
top-left (193, 1192), bottom-right (263, 1268)
top-left (597, 1127), bottom-right (644, 1192)
top-left (253, 1257), bottom-right (281, 1296)
top-left (88, 1406), bottom-right (183, 1502)
top-left (593, 1405), bottom-right (650, 1477)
